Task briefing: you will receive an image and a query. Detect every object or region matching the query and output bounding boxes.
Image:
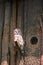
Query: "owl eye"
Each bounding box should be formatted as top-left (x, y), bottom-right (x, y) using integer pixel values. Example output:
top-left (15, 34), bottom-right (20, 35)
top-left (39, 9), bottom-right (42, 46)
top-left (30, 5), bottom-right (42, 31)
top-left (14, 30), bottom-right (18, 34)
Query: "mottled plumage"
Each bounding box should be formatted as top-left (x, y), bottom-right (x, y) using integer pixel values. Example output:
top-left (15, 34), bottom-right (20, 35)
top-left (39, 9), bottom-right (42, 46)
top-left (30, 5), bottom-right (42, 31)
top-left (14, 28), bottom-right (24, 50)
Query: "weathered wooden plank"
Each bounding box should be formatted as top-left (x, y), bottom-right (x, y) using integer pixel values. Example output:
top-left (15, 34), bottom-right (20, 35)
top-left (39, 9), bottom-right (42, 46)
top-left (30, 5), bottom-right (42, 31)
top-left (0, 3), bottom-right (5, 64)
top-left (16, 1), bottom-right (23, 65)
top-left (2, 2), bottom-right (11, 63)
top-left (17, 0), bottom-right (22, 29)
top-left (19, 0), bottom-right (42, 65)
top-left (40, 14), bottom-right (43, 65)
top-left (40, 16), bottom-right (43, 55)
top-left (9, 1), bottom-right (16, 65)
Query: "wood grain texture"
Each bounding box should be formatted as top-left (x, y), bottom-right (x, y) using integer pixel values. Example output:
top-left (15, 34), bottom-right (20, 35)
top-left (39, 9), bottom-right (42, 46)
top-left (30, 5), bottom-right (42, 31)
top-left (9, 1), bottom-right (16, 65)
top-left (2, 2), bottom-right (11, 62)
top-left (0, 3), bottom-right (5, 64)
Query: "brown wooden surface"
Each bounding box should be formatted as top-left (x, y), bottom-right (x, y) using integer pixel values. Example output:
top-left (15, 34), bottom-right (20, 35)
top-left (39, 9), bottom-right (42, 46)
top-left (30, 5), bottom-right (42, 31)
top-left (0, 0), bottom-right (43, 65)
top-left (9, 1), bottom-right (16, 65)
top-left (2, 2), bottom-right (11, 62)
top-left (0, 3), bottom-right (5, 64)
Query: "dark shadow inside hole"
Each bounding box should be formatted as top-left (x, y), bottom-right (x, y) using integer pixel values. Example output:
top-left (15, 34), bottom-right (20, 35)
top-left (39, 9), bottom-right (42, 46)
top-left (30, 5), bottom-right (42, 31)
top-left (30, 37), bottom-right (38, 45)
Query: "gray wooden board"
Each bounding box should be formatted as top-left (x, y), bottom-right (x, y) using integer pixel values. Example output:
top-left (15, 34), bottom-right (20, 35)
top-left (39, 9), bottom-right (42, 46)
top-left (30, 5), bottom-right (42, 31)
top-left (9, 1), bottom-right (16, 65)
top-left (0, 3), bottom-right (5, 63)
top-left (2, 2), bottom-right (11, 62)
top-left (18, 0), bottom-right (42, 65)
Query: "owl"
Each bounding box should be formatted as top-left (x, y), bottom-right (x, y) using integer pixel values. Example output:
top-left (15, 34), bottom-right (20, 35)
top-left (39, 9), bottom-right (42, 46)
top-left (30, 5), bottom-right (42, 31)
top-left (14, 28), bottom-right (24, 50)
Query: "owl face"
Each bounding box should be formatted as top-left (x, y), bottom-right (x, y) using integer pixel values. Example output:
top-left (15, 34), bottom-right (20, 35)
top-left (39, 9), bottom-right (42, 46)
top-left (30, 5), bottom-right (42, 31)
top-left (14, 28), bottom-right (22, 35)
